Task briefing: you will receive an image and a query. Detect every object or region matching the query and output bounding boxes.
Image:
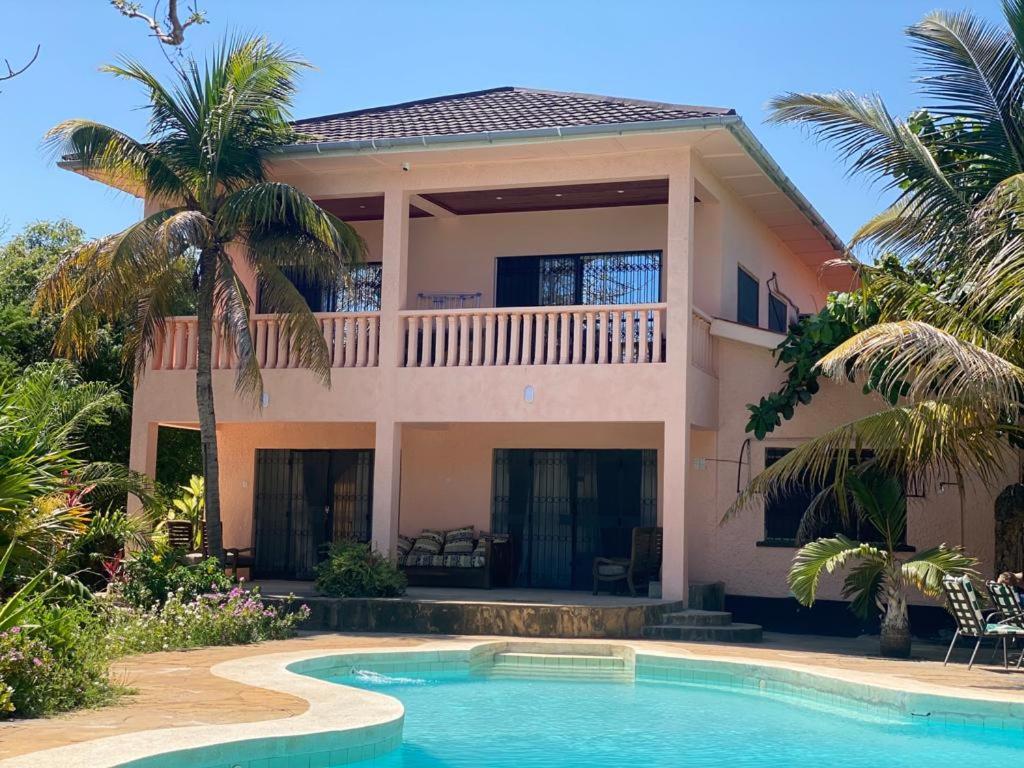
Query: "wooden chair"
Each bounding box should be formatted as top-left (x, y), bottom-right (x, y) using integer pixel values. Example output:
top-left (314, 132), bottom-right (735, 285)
top-left (593, 526), bottom-right (663, 597)
top-left (164, 519), bottom-right (254, 578)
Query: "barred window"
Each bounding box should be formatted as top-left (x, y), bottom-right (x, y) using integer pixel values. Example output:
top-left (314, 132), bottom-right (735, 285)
top-left (259, 262), bottom-right (382, 313)
top-left (496, 250), bottom-right (662, 307)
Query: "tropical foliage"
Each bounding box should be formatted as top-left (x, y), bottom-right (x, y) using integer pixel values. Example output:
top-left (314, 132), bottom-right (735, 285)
top-left (736, 2), bottom-right (1024, 514)
top-left (787, 471), bottom-right (976, 656)
top-left (315, 540), bottom-right (407, 598)
top-left (39, 37), bottom-right (365, 563)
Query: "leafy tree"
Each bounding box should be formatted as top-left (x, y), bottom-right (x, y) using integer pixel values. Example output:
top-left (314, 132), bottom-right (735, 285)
top-left (39, 38), bottom-right (364, 563)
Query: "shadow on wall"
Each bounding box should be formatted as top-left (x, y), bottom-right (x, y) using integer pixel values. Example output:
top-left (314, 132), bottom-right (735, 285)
top-left (724, 595), bottom-right (954, 640)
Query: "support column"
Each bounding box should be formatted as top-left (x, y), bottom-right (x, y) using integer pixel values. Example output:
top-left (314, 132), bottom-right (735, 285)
top-left (662, 151), bottom-right (695, 602)
top-left (372, 187), bottom-right (410, 557)
top-left (371, 421), bottom-right (402, 556)
top-left (127, 416), bottom-right (159, 518)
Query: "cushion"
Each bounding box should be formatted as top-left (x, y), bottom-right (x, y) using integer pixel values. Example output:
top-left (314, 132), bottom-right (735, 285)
top-left (442, 552), bottom-right (486, 568)
top-left (443, 526), bottom-right (476, 554)
top-left (411, 529), bottom-right (444, 554)
top-left (986, 623), bottom-right (1024, 635)
top-left (396, 535), bottom-right (415, 558)
top-left (405, 551), bottom-right (445, 567)
top-left (596, 563), bottom-right (628, 577)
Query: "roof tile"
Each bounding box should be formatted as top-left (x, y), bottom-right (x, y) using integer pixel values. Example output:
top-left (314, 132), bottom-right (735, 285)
top-left (291, 87), bottom-right (733, 143)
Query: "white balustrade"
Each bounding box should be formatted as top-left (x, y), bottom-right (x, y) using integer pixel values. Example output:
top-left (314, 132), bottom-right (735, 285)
top-left (151, 312), bottom-right (381, 370)
top-left (398, 303), bottom-right (667, 367)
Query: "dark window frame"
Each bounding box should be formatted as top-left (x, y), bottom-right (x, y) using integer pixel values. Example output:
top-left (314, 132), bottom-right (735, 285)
top-left (257, 261), bottom-right (383, 314)
top-left (737, 266), bottom-right (760, 327)
top-left (758, 448), bottom-right (913, 550)
top-left (495, 250), bottom-right (663, 308)
top-left (768, 293), bottom-right (789, 333)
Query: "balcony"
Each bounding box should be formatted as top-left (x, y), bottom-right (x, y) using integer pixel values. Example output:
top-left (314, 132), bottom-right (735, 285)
top-left (400, 303), bottom-right (667, 368)
top-left (151, 312), bottom-right (381, 371)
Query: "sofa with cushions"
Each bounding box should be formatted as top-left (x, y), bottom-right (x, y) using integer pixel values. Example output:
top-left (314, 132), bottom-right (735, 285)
top-left (398, 526), bottom-right (510, 589)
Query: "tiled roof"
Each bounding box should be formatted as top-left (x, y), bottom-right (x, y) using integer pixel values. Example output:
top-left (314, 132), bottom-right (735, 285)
top-left (290, 87), bottom-right (734, 143)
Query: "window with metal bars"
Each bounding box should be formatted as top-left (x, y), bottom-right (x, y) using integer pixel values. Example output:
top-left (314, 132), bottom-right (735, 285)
top-left (768, 293), bottom-right (789, 333)
top-left (495, 251), bottom-right (662, 308)
top-left (760, 448), bottom-right (908, 547)
top-left (257, 262), bottom-right (382, 313)
top-left (737, 267), bottom-right (759, 326)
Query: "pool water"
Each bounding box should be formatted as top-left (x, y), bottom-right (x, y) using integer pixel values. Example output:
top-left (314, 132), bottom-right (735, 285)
top-left (329, 668), bottom-right (1024, 767)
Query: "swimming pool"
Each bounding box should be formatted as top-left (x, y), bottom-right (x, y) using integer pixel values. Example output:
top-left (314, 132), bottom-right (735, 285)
top-left (322, 656), bottom-right (1024, 768)
top-left (23, 643), bottom-right (1024, 768)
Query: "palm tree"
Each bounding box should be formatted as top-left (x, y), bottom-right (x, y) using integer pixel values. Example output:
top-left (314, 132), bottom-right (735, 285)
top-left (38, 38), bottom-right (365, 563)
top-left (787, 470), bottom-right (976, 657)
top-left (728, 3), bottom-right (1024, 648)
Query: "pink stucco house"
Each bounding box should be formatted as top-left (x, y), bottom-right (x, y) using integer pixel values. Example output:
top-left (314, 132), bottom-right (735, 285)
top-left (74, 88), bottom-right (1006, 629)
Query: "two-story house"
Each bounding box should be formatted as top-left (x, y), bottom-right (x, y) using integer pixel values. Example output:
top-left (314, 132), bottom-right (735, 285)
top-left (70, 87), bottom-right (1005, 622)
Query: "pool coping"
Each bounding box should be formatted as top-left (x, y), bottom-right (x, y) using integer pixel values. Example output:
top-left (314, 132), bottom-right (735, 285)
top-left (3, 637), bottom-right (1024, 767)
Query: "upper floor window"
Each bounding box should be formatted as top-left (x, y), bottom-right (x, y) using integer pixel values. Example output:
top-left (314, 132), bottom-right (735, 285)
top-left (737, 267), bottom-right (759, 326)
top-left (762, 448), bottom-right (907, 546)
top-left (768, 293), bottom-right (788, 333)
top-left (259, 262), bottom-right (382, 313)
top-left (495, 251), bottom-right (662, 308)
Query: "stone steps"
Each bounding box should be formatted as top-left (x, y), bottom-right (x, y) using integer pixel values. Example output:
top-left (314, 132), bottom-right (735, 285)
top-left (642, 622), bottom-right (763, 643)
top-left (661, 609), bottom-right (733, 627)
top-left (484, 651), bottom-right (631, 680)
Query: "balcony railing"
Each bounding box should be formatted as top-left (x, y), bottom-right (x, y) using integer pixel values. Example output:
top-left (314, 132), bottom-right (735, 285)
top-left (152, 312), bottom-right (381, 371)
top-left (690, 308), bottom-right (717, 376)
top-left (399, 303), bottom-right (667, 367)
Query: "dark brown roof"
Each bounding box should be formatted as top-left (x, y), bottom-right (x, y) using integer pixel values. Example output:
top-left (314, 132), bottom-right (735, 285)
top-left (291, 87), bottom-right (734, 143)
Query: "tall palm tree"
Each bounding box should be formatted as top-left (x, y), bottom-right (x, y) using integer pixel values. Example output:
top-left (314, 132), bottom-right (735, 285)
top-left (38, 38), bottom-right (364, 563)
top-left (728, 3), bottom-right (1024, 646)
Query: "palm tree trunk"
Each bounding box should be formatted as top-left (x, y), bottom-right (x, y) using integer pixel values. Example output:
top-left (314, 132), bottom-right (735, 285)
top-left (879, 588), bottom-right (912, 658)
top-left (195, 248), bottom-right (224, 565)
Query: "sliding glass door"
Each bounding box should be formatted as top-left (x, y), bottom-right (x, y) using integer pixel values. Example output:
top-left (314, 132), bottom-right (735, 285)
top-left (252, 449), bottom-right (374, 579)
top-left (491, 449), bottom-right (657, 589)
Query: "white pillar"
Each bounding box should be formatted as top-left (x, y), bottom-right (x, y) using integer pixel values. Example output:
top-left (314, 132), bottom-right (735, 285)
top-left (661, 151), bottom-right (694, 602)
top-left (371, 187), bottom-right (410, 557)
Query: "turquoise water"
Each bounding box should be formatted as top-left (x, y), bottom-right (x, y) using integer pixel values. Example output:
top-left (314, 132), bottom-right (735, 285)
top-left (328, 667), bottom-right (1024, 767)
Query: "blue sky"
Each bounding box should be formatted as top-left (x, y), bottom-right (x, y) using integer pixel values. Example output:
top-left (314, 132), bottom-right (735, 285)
top-left (0, 1), bottom-right (1004, 247)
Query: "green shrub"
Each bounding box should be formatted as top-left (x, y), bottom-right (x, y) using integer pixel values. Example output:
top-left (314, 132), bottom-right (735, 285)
top-left (0, 602), bottom-right (117, 719)
top-left (104, 587), bottom-right (309, 654)
top-left (116, 550), bottom-right (233, 609)
top-left (314, 541), bottom-right (406, 598)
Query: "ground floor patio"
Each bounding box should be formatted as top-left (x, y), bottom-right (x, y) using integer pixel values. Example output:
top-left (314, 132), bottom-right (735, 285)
top-left (4, 631), bottom-right (1024, 761)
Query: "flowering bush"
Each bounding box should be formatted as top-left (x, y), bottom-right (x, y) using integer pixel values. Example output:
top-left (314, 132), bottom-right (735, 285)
top-left (105, 585), bottom-right (309, 655)
top-left (0, 608), bottom-right (116, 719)
top-left (114, 551), bottom-right (233, 609)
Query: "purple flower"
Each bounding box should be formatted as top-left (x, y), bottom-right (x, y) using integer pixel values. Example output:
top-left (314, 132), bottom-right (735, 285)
top-left (9, 627), bottom-right (20, 635)
top-left (32, 657), bottom-right (43, 667)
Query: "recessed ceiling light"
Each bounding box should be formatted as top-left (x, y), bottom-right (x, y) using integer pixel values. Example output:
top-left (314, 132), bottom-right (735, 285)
top-left (554, 193), bottom-right (563, 197)
top-left (616, 189), bottom-right (625, 194)
top-left (495, 196), bottom-right (503, 200)
top-left (359, 204), bottom-right (366, 209)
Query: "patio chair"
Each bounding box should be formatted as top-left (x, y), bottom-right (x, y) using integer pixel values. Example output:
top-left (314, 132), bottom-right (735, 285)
top-left (986, 580), bottom-right (1024, 668)
top-left (593, 526), bottom-right (662, 597)
top-left (163, 519), bottom-right (254, 578)
top-left (941, 575), bottom-right (1024, 669)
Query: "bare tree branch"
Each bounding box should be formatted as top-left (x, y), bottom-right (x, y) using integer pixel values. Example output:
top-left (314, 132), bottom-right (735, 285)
top-left (1, 44), bottom-right (40, 83)
top-left (110, 0), bottom-right (207, 46)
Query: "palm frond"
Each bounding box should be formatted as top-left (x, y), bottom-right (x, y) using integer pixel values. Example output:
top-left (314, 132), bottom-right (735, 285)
top-left (726, 401), bottom-right (1017, 520)
top-left (842, 558), bottom-right (887, 619)
top-left (213, 251), bottom-right (263, 400)
top-left (818, 320), bottom-right (1024, 409)
top-left (909, 10), bottom-right (1024, 174)
top-left (901, 546), bottom-right (979, 596)
top-left (788, 535), bottom-right (884, 606)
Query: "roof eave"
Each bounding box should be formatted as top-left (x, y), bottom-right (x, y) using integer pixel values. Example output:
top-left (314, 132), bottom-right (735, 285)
top-left (273, 114), bottom-right (846, 255)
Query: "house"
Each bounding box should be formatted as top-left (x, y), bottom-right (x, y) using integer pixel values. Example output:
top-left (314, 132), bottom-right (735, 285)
top-left (70, 87), bottom-right (1007, 628)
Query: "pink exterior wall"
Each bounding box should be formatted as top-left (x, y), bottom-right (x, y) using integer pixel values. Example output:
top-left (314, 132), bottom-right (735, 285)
top-left (127, 128), bottom-right (1012, 610)
top-left (688, 337), bottom-right (1009, 604)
